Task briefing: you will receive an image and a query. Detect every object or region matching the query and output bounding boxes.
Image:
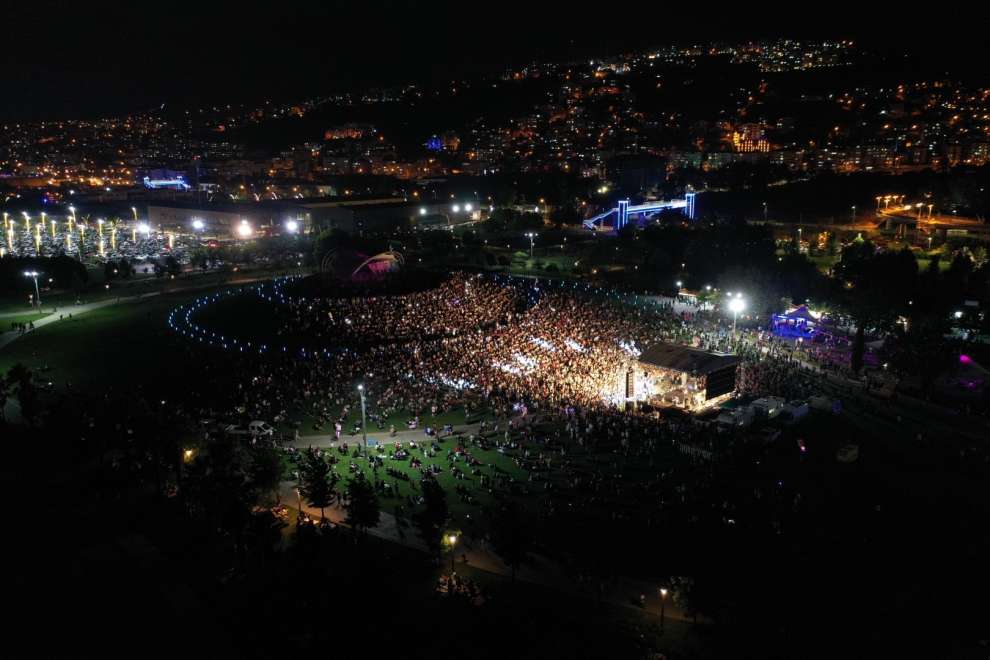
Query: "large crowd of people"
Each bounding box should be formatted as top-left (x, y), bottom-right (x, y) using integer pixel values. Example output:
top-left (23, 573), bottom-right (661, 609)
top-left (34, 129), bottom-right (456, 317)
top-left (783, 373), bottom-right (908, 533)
top-left (279, 273), bottom-right (517, 344)
top-left (195, 273), bottom-right (846, 452)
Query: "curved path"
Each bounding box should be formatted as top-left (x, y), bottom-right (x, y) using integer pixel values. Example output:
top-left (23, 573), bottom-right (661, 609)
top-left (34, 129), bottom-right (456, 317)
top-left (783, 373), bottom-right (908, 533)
top-left (281, 422), bottom-right (695, 625)
top-left (0, 273), bottom-right (283, 354)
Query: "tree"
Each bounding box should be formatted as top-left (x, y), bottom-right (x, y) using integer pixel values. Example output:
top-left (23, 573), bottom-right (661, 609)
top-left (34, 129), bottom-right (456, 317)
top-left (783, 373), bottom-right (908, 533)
top-left (247, 443), bottom-right (284, 506)
top-left (298, 450), bottom-right (337, 521)
top-left (344, 474), bottom-right (380, 537)
top-left (7, 364), bottom-right (39, 425)
top-left (415, 478), bottom-right (448, 559)
top-left (489, 503), bottom-right (534, 582)
top-left (0, 373), bottom-right (9, 424)
top-left (850, 325), bottom-right (865, 374)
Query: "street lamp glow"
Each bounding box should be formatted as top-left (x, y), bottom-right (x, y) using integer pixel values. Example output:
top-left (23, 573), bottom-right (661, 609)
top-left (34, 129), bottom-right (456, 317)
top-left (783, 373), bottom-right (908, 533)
top-left (357, 384), bottom-right (367, 453)
top-left (285, 219), bottom-right (299, 233)
top-left (452, 204), bottom-right (461, 213)
top-left (464, 203), bottom-right (473, 212)
top-left (419, 207), bottom-right (427, 216)
top-left (237, 220), bottom-right (253, 238)
top-left (729, 296), bottom-right (745, 333)
top-left (138, 222), bottom-right (151, 235)
top-left (192, 218), bottom-right (205, 230)
top-left (525, 231), bottom-right (538, 258)
top-left (23, 271), bottom-right (42, 309)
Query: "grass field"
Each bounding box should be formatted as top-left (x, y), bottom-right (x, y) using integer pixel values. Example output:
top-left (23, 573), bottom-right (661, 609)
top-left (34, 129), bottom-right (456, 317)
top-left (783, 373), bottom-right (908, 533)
top-left (0, 293), bottom-right (199, 388)
top-left (1, 311), bottom-right (47, 328)
top-left (283, 427), bottom-right (529, 521)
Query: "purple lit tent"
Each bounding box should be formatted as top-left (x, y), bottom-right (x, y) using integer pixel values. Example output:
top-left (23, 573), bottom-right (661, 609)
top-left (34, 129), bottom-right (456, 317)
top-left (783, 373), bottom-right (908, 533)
top-left (771, 305), bottom-right (821, 338)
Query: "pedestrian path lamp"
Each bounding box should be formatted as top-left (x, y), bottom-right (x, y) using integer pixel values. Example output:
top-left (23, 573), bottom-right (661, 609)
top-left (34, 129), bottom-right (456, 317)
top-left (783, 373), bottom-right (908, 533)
top-left (24, 270), bottom-right (41, 309)
top-left (447, 533), bottom-right (459, 572)
top-left (659, 587), bottom-right (668, 632)
top-left (525, 232), bottom-right (537, 259)
top-left (357, 384), bottom-right (367, 454)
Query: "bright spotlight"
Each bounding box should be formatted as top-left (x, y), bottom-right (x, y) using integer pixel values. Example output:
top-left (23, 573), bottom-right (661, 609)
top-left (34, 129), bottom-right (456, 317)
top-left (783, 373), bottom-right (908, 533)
top-left (138, 223), bottom-right (151, 234)
top-left (729, 298), bottom-right (745, 314)
top-left (191, 219), bottom-right (205, 230)
top-left (452, 204), bottom-right (461, 213)
top-left (419, 207), bottom-right (427, 216)
top-left (285, 219), bottom-right (299, 233)
top-left (237, 220), bottom-right (253, 237)
top-left (464, 203), bottom-right (473, 212)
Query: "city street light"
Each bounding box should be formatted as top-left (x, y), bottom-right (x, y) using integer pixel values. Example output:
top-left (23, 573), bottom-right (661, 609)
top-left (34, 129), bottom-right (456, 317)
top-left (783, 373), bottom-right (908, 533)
top-left (447, 533), bottom-right (459, 572)
top-left (659, 587), bottom-right (668, 633)
top-left (729, 296), bottom-right (745, 333)
top-left (285, 219), bottom-right (299, 233)
top-left (23, 270), bottom-right (41, 310)
top-left (850, 205), bottom-right (856, 223)
top-left (525, 231), bottom-right (537, 258)
top-left (762, 201), bottom-right (767, 222)
top-left (357, 384), bottom-right (367, 454)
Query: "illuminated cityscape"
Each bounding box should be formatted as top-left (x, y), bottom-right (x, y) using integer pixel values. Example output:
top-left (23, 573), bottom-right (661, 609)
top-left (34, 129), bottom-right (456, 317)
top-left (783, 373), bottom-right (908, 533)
top-left (2, 5), bottom-right (989, 659)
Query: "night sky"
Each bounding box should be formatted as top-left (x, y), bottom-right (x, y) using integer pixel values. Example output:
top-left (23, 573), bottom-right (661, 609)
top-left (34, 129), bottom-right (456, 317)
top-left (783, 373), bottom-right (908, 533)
top-left (3, 1), bottom-right (988, 120)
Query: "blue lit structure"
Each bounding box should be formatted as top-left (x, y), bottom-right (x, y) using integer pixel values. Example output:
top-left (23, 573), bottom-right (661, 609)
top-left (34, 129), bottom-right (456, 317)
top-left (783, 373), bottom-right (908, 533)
top-left (143, 175), bottom-right (191, 191)
top-left (771, 305), bottom-right (822, 339)
top-left (584, 192), bottom-right (697, 230)
top-left (425, 136), bottom-right (443, 152)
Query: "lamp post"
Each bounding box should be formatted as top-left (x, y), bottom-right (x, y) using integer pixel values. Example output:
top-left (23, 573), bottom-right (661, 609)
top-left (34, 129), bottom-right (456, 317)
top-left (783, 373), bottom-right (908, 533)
top-left (24, 270), bottom-right (41, 310)
top-left (659, 588), bottom-right (668, 633)
top-left (729, 295), bottom-right (745, 334)
top-left (762, 201), bottom-right (767, 222)
top-left (525, 231), bottom-right (537, 259)
top-left (357, 384), bottom-right (367, 454)
top-left (850, 205), bottom-right (856, 223)
top-left (447, 533), bottom-right (458, 572)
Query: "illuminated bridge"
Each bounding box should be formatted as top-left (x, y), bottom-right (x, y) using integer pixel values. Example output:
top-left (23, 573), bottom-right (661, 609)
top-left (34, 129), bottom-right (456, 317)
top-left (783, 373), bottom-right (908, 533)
top-left (583, 193), bottom-right (696, 231)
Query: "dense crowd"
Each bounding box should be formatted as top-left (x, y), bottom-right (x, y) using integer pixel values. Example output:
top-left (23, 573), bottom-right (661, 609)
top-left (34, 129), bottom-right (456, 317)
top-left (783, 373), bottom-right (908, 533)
top-left (280, 273), bottom-right (517, 344)
top-left (207, 276), bottom-right (846, 450)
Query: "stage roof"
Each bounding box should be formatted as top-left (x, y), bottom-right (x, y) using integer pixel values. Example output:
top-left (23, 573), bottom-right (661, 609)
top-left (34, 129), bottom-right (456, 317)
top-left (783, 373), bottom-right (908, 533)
top-left (638, 344), bottom-right (740, 375)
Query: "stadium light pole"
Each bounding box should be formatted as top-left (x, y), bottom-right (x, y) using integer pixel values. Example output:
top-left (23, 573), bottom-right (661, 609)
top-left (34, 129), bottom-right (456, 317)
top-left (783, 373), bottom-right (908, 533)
top-left (357, 384), bottom-right (367, 454)
top-left (24, 270), bottom-right (41, 310)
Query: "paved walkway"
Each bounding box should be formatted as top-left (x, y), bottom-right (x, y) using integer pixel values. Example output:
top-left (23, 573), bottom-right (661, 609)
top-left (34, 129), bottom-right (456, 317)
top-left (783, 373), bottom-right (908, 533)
top-left (0, 273), bottom-right (280, 353)
top-left (0, 295), bottom-right (159, 351)
top-left (281, 421), bottom-right (695, 624)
